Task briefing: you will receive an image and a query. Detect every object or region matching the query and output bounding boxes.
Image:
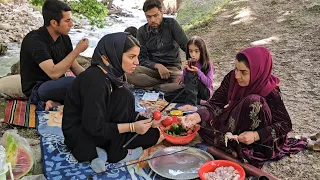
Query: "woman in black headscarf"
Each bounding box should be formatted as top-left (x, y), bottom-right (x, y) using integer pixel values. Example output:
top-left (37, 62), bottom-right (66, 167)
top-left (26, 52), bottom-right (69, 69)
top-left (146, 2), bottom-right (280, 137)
top-left (62, 33), bottom-right (162, 171)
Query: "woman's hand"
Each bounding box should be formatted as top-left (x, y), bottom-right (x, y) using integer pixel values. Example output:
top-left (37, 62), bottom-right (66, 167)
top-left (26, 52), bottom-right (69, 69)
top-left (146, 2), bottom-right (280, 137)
top-left (133, 119), bottom-right (153, 135)
top-left (180, 113), bottom-right (201, 129)
top-left (151, 118), bottom-right (162, 128)
top-left (238, 131), bottom-right (260, 145)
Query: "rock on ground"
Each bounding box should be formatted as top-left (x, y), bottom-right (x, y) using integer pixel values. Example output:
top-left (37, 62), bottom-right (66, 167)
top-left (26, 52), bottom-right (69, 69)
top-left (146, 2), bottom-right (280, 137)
top-left (0, 3), bottom-right (43, 43)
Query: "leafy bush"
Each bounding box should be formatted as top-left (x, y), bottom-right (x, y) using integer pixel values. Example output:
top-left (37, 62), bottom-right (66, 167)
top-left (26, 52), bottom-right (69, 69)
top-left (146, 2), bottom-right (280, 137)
top-left (69, 0), bottom-right (108, 28)
top-left (29, 0), bottom-right (45, 7)
top-left (29, 0), bottom-right (108, 28)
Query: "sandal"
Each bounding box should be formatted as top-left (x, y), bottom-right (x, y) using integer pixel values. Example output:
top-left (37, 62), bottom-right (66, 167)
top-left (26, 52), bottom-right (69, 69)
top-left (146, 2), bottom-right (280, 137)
top-left (307, 140), bottom-right (320, 151)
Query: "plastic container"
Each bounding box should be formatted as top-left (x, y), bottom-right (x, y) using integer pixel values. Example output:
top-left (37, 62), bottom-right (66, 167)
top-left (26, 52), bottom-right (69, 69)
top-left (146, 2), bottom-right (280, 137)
top-left (160, 125), bottom-right (200, 145)
top-left (170, 110), bottom-right (183, 116)
top-left (198, 160), bottom-right (246, 180)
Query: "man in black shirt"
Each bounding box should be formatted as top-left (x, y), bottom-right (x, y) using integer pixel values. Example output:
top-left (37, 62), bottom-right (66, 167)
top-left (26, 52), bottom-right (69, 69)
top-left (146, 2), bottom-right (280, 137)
top-left (20, 0), bottom-right (88, 108)
top-left (127, 0), bottom-right (188, 92)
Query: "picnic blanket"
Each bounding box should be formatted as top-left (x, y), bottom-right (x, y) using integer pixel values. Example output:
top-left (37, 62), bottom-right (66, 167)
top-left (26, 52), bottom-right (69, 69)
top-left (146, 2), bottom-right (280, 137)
top-left (37, 109), bottom-right (171, 180)
top-left (36, 89), bottom-right (203, 179)
top-left (36, 99), bottom-right (183, 180)
top-left (4, 100), bottom-right (36, 128)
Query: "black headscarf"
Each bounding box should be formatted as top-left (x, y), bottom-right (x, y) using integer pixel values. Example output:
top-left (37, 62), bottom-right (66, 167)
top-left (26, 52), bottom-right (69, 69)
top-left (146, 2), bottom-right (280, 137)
top-left (91, 32), bottom-right (127, 87)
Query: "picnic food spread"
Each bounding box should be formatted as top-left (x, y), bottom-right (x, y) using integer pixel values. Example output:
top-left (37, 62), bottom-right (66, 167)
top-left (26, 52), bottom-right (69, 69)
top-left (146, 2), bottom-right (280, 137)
top-left (139, 99), bottom-right (176, 111)
top-left (137, 92), bottom-right (245, 180)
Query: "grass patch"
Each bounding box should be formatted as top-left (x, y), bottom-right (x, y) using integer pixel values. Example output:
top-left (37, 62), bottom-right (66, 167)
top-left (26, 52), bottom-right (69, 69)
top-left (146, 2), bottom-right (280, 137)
top-left (177, 0), bottom-right (230, 33)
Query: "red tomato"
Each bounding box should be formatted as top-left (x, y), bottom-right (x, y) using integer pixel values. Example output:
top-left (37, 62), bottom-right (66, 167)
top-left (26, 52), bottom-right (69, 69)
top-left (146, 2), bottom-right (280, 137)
top-left (153, 110), bottom-right (162, 120)
top-left (161, 117), bottom-right (173, 127)
top-left (171, 116), bottom-right (178, 124)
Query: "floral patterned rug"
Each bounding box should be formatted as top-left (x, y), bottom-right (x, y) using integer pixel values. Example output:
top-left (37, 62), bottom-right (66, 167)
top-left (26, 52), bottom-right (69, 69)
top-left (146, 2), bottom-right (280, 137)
top-left (36, 110), bottom-right (167, 180)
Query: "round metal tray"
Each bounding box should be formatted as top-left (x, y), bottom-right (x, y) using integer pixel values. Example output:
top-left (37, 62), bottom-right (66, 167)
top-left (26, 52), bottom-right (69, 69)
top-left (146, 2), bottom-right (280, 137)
top-left (148, 146), bottom-right (214, 179)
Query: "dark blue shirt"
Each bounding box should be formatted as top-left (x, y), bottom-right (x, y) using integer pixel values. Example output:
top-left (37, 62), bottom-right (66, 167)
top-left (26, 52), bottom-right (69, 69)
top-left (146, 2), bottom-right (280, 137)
top-left (137, 18), bottom-right (188, 69)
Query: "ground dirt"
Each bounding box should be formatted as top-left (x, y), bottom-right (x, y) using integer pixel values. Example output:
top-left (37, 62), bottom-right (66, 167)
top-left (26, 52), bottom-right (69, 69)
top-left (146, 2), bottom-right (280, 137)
top-left (187, 0), bottom-right (320, 179)
top-left (0, 0), bottom-right (319, 179)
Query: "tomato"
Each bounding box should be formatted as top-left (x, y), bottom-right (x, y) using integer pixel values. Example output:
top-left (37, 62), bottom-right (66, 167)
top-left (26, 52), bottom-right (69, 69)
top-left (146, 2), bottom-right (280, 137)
top-left (171, 116), bottom-right (178, 124)
top-left (161, 117), bottom-right (173, 127)
top-left (187, 129), bottom-right (193, 134)
top-left (153, 110), bottom-right (162, 120)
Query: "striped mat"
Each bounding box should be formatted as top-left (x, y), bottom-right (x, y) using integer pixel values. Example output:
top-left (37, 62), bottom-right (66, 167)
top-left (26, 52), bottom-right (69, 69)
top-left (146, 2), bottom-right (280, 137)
top-left (4, 100), bottom-right (36, 128)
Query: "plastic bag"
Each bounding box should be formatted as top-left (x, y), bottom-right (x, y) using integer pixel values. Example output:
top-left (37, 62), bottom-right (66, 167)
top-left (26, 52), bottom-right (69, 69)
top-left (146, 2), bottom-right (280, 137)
top-left (1, 129), bottom-right (35, 179)
top-left (0, 145), bottom-right (5, 174)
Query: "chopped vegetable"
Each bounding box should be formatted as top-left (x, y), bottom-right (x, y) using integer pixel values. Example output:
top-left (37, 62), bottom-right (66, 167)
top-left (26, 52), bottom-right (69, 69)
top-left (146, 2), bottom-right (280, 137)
top-left (164, 123), bottom-right (193, 137)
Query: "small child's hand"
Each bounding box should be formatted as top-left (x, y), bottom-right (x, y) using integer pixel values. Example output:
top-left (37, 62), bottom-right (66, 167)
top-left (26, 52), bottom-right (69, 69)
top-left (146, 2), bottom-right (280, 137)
top-left (186, 66), bottom-right (199, 72)
top-left (191, 66), bottom-right (199, 72)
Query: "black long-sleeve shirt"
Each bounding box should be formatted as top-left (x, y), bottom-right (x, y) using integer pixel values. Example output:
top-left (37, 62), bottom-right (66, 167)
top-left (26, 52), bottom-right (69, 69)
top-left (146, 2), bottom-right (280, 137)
top-left (62, 67), bottom-right (158, 162)
top-left (137, 18), bottom-right (188, 69)
top-left (62, 67), bottom-right (120, 140)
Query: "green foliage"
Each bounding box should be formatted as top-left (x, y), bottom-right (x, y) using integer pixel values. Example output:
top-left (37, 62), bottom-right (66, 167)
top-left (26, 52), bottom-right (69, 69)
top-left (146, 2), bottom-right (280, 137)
top-left (29, 0), bottom-right (45, 7)
top-left (29, 0), bottom-right (108, 28)
top-left (69, 0), bottom-right (108, 28)
top-left (177, 0), bottom-right (230, 33)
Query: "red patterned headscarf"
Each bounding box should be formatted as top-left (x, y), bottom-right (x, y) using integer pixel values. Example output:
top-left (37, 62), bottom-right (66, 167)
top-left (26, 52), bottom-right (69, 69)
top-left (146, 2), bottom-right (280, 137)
top-left (227, 46), bottom-right (280, 102)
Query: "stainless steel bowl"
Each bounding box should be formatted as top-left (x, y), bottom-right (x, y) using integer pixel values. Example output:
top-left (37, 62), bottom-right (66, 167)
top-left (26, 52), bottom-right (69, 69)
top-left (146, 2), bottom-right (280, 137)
top-left (148, 146), bottom-right (214, 179)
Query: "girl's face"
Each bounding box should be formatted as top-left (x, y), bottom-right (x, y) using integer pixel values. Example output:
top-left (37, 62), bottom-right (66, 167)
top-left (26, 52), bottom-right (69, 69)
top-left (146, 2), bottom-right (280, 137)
top-left (235, 60), bottom-right (250, 87)
top-left (122, 46), bottom-right (140, 73)
top-left (188, 44), bottom-right (201, 61)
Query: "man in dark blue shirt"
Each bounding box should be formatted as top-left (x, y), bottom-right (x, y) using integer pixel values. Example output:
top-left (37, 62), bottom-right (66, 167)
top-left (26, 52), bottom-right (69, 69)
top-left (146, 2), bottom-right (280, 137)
top-left (127, 0), bottom-right (188, 92)
top-left (20, 0), bottom-right (88, 109)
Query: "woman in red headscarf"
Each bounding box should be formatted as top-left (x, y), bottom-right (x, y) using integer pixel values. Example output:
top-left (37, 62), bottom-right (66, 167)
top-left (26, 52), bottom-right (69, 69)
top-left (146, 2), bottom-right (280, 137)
top-left (182, 46), bottom-right (306, 168)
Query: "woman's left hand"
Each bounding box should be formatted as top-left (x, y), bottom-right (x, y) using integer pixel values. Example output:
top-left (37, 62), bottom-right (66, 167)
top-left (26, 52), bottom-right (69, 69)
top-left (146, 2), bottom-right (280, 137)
top-left (238, 131), bottom-right (260, 145)
top-left (186, 65), bottom-right (199, 72)
top-left (151, 118), bottom-right (162, 128)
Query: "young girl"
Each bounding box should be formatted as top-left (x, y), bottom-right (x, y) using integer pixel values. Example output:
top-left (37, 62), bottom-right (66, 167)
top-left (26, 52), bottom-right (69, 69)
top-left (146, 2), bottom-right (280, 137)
top-left (164, 36), bottom-right (214, 105)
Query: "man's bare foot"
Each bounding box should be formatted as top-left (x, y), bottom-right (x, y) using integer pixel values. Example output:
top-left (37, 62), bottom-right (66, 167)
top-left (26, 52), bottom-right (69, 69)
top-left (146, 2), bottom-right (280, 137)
top-left (45, 100), bottom-right (61, 111)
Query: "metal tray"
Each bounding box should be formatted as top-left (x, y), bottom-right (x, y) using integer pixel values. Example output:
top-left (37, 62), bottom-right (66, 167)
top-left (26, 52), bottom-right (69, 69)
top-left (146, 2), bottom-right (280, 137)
top-left (148, 146), bottom-right (214, 179)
